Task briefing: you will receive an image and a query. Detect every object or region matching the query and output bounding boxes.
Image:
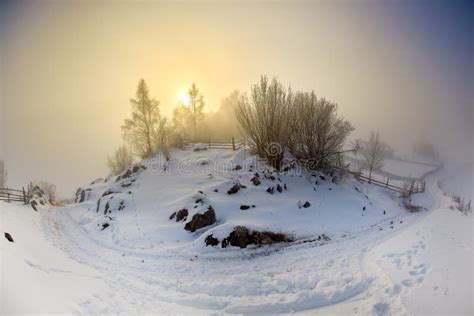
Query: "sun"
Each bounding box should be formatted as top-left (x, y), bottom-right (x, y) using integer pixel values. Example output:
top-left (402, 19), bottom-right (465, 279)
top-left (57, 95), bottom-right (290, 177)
top-left (178, 90), bottom-right (191, 106)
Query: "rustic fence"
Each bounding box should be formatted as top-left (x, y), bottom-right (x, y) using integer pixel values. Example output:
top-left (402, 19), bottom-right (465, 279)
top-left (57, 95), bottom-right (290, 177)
top-left (183, 137), bottom-right (245, 151)
top-left (181, 139), bottom-right (427, 196)
top-left (0, 187), bottom-right (31, 204)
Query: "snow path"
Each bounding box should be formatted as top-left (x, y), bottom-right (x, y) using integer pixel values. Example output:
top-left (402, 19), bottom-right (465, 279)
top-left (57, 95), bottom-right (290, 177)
top-left (40, 201), bottom-right (429, 314)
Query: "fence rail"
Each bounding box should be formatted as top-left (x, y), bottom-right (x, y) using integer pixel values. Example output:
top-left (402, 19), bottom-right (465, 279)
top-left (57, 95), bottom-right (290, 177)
top-left (181, 139), bottom-right (427, 196)
top-left (183, 137), bottom-right (245, 151)
top-left (0, 187), bottom-right (31, 204)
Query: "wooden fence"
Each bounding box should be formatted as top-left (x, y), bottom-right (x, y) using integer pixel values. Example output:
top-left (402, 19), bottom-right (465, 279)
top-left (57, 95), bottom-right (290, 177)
top-left (183, 137), bottom-right (245, 151)
top-left (0, 187), bottom-right (31, 204)
top-left (181, 139), bottom-right (426, 196)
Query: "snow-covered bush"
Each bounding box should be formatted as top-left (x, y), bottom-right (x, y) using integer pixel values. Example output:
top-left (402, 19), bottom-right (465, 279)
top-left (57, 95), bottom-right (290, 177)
top-left (291, 91), bottom-right (353, 169)
top-left (107, 145), bottom-right (134, 176)
top-left (236, 76), bottom-right (294, 170)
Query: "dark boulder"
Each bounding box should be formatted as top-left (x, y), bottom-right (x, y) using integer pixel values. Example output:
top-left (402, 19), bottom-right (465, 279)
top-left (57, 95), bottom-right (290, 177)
top-left (205, 234), bottom-right (219, 246)
top-left (169, 212), bottom-right (176, 220)
top-left (240, 205), bottom-right (250, 210)
top-left (101, 223), bottom-right (110, 231)
top-left (184, 206), bottom-right (216, 232)
top-left (302, 201), bottom-right (311, 208)
top-left (227, 183), bottom-right (242, 195)
top-left (31, 200), bottom-right (38, 212)
top-left (176, 208), bottom-right (189, 222)
top-left (233, 165), bottom-right (242, 171)
top-left (266, 186), bottom-right (274, 194)
top-left (251, 176), bottom-right (261, 186)
top-left (4, 232), bottom-right (14, 242)
top-left (276, 184), bottom-right (283, 193)
top-left (222, 226), bottom-right (294, 249)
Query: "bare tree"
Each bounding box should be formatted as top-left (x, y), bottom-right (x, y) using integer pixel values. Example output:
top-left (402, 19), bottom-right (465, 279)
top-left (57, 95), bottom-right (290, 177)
top-left (291, 91), bottom-right (353, 169)
top-left (236, 76), bottom-right (293, 169)
top-left (122, 79), bottom-right (165, 158)
top-left (188, 83), bottom-right (205, 140)
top-left (107, 145), bottom-right (134, 175)
top-left (0, 160), bottom-right (7, 187)
top-left (361, 131), bottom-right (386, 183)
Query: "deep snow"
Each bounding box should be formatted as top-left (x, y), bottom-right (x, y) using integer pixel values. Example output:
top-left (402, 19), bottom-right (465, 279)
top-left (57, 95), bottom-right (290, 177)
top-left (1, 148), bottom-right (471, 315)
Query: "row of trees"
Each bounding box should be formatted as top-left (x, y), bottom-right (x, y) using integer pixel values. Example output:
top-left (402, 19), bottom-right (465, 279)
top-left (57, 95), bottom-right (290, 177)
top-left (236, 76), bottom-right (354, 170)
top-left (108, 76), bottom-right (392, 176)
top-left (108, 79), bottom-right (241, 175)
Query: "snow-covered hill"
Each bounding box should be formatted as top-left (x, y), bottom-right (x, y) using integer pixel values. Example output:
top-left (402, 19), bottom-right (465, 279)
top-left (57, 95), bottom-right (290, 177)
top-left (1, 148), bottom-right (471, 315)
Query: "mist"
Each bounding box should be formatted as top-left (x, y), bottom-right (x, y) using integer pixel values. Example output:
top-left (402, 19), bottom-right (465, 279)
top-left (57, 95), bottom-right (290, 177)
top-left (1, 0), bottom-right (472, 198)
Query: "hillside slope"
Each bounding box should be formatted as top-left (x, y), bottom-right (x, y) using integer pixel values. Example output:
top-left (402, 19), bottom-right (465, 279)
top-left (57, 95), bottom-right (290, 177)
top-left (1, 148), bottom-right (470, 315)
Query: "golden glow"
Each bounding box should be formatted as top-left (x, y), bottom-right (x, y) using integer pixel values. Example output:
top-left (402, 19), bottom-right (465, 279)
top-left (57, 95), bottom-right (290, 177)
top-left (178, 90), bottom-right (191, 106)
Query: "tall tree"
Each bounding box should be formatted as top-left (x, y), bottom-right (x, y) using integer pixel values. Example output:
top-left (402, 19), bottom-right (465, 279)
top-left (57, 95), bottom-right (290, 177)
top-left (188, 83), bottom-right (205, 140)
top-left (122, 79), bottom-right (162, 159)
top-left (361, 131), bottom-right (387, 183)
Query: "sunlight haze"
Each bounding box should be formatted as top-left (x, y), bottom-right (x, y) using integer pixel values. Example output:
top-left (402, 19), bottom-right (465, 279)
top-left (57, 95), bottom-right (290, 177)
top-left (1, 0), bottom-right (472, 197)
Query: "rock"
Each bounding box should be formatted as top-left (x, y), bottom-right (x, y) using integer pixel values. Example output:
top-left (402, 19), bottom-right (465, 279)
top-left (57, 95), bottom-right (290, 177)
top-left (240, 205), bottom-right (250, 210)
top-left (302, 201), bottom-right (311, 208)
top-left (169, 212), bottom-right (176, 220)
top-left (205, 234), bottom-right (219, 246)
top-left (102, 190), bottom-right (118, 197)
top-left (266, 186), bottom-right (274, 194)
top-left (320, 175), bottom-right (326, 180)
top-left (227, 183), bottom-right (242, 195)
top-left (233, 165), bottom-right (242, 171)
top-left (176, 208), bottom-right (189, 222)
top-left (118, 200), bottom-right (125, 211)
top-left (184, 206), bottom-right (216, 232)
top-left (251, 176), bottom-right (261, 186)
top-left (195, 198), bottom-right (203, 204)
top-left (104, 201), bottom-right (111, 215)
top-left (363, 206), bottom-right (366, 210)
top-left (276, 184), bottom-right (283, 193)
top-left (222, 226), bottom-right (294, 248)
top-left (213, 189), bottom-right (219, 193)
top-left (4, 232), bottom-right (14, 242)
top-left (284, 183), bottom-right (287, 190)
top-left (101, 223), bottom-right (110, 231)
top-left (225, 226), bottom-right (251, 248)
top-left (31, 200), bottom-right (38, 211)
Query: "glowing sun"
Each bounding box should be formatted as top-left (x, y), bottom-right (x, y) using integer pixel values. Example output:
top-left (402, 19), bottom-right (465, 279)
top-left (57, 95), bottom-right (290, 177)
top-left (179, 90), bottom-right (191, 106)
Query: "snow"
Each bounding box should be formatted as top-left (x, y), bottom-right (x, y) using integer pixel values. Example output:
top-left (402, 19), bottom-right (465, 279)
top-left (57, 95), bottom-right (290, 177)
top-left (1, 148), bottom-right (472, 315)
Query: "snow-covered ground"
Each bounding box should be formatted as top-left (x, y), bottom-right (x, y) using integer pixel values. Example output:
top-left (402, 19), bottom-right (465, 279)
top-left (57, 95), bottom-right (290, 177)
top-left (1, 148), bottom-right (472, 315)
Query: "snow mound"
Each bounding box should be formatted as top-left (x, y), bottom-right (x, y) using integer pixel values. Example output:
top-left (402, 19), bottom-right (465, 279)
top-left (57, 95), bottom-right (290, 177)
top-left (68, 148), bottom-right (409, 252)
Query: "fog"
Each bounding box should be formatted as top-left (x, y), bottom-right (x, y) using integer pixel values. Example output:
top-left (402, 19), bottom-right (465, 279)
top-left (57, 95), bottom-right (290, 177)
top-left (1, 0), bottom-right (472, 198)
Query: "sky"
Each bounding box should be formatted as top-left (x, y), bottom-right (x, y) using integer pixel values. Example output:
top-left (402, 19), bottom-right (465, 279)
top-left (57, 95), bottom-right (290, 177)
top-left (1, 0), bottom-right (472, 198)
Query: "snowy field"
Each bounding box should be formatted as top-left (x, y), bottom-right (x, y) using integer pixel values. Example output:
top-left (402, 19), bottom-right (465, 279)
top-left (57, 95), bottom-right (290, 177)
top-left (1, 148), bottom-right (472, 315)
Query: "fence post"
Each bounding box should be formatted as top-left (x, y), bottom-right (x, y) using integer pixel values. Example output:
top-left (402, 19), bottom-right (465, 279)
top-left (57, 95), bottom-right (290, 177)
top-left (23, 187), bottom-right (27, 204)
top-left (385, 178), bottom-right (389, 188)
top-left (208, 139), bottom-right (211, 149)
top-left (232, 137), bottom-right (235, 151)
top-left (7, 187), bottom-right (10, 203)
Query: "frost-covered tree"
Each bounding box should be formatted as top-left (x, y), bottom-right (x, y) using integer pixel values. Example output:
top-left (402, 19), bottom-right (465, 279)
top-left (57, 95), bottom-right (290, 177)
top-left (0, 160), bottom-right (7, 187)
top-left (188, 83), bottom-right (205, 139)
top-left (291, 91), bottom-right (353, 168)
top-left (361, 131), bottom-right (387, 182)
top-left (205, 90), bottom-right (241, 140)
top-left (236, 76), bottom-right (293, 170)
top-left (107, 145), bottom-right (134, 176)
top-left (122, 79), bottom-right (166, 158)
